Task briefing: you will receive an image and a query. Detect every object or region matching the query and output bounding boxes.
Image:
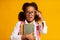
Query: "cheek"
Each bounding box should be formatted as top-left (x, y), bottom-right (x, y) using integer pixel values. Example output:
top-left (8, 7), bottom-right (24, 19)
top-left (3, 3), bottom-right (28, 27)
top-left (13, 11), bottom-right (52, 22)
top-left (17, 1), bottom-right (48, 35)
top-left (25, 14), bottom-right (29, 20)
top-left (25, 14), bottom-right (28, 18)
top-left (32, 15), bottom-right (35, 19)
top-left (32, 14), bottom-right (35, 18)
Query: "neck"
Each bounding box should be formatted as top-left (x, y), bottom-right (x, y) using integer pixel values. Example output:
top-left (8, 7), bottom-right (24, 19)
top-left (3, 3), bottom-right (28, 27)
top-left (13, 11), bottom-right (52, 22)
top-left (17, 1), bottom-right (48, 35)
top-left (26, 20), bottom-right (33, 24)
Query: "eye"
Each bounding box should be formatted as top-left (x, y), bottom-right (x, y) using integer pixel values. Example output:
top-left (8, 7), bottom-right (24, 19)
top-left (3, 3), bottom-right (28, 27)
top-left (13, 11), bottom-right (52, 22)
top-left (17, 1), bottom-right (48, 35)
top-left (31, 11), bottom-right (33, 13)
top-left (25, 11), bottom-right (29, 14)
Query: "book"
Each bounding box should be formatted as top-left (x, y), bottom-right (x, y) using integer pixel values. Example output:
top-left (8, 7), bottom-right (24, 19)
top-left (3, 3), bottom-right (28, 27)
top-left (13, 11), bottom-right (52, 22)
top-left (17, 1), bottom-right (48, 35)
top-left (23, 24), bottom-right (34, 35)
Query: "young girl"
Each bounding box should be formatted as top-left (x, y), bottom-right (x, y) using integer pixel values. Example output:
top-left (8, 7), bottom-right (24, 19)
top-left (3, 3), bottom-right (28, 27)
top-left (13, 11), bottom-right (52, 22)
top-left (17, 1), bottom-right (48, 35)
top-left (10, 2), bottom-right (48, 40)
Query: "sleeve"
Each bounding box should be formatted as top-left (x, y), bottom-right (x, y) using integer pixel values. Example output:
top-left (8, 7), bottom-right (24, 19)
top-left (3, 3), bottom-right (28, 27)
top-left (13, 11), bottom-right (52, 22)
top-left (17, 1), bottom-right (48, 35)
top-left (10, 21), bottom-right (22, 40)
top-left (40, 21), bottom-right (48, 34)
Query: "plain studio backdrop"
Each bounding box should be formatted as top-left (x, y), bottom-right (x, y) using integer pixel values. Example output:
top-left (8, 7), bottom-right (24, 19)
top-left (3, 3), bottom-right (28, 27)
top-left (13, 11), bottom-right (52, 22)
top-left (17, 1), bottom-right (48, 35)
top-left (0, 0), bottom-right (60, 40)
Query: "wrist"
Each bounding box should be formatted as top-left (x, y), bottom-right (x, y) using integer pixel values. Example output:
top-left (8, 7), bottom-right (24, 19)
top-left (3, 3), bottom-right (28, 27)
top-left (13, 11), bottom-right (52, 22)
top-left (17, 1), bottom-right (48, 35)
top-left (40, 18), bottom-right (44, 21)
top-left (39, 16), bottom-right (44, 21)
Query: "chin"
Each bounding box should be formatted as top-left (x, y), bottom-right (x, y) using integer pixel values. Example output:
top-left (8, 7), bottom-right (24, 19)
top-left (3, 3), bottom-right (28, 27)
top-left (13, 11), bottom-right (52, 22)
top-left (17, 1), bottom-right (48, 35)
top-left (28, 19), bottom-right (33, 22)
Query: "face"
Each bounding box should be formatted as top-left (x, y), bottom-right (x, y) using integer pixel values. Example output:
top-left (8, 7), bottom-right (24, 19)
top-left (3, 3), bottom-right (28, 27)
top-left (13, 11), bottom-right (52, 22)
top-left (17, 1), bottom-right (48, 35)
top-left (25, 6), bottom-right (36, 22)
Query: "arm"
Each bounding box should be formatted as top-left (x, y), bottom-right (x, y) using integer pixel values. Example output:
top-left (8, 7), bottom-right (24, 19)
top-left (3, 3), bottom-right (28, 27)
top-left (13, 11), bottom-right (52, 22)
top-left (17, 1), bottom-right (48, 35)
top-left (36, 11), bottom-right (48, 34)
top-left (10, 21), bottom-right (22, 40)
top-left (10, 21), bottom-right (36, 40)
top-left (40, 21), bottom-right (48, 34)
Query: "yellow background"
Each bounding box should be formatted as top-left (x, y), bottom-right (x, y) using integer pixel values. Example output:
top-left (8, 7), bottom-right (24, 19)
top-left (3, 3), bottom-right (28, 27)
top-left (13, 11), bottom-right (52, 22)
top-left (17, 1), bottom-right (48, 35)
top-left (0, 0), bottom-right (60, 40)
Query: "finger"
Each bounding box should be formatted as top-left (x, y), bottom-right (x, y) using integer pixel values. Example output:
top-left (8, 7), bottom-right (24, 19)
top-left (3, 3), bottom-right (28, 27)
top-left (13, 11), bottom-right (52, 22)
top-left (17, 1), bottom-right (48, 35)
top-left (31, 32), bottom-right (34, 34)
top-left (21, 35), bottom-right (27, 40)
top-left (34, 11), bottom-right (37, 15)
top-left (38, 11), bottom-right (42, 15)
top-left (31, 36), bottom-right (36, 40)
top-left (35, 10), bottom-right (42, 16)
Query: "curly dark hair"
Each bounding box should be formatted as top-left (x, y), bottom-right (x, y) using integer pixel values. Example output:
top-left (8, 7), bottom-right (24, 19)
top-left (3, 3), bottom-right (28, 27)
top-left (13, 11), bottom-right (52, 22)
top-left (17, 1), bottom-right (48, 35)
top-left (22, 2), bottom-right (38, 12)
top-left (18, 2), bottom-right (41, 21)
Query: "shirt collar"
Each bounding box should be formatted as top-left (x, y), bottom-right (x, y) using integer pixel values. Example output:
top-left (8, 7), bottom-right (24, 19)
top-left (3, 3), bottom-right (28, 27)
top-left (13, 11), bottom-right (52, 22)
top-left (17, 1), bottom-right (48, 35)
top-left (25, 20), bottom-right (35, 24)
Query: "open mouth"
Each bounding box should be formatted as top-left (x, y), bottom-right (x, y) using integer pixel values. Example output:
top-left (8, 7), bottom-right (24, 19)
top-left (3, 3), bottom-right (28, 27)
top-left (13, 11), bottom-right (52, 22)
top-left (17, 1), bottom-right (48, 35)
top-left (29, 16), bottom-right (32, 18)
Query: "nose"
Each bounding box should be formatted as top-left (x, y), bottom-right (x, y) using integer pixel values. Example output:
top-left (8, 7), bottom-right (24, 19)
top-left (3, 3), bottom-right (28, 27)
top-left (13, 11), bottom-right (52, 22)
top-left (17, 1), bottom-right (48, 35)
top-left (29, 12), bottom-right (32, 14)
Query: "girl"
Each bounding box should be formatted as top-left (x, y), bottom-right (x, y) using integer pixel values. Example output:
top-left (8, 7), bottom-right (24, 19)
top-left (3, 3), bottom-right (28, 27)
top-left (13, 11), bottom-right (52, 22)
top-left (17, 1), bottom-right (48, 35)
top-left (10, 2), bottom-right (48, 40)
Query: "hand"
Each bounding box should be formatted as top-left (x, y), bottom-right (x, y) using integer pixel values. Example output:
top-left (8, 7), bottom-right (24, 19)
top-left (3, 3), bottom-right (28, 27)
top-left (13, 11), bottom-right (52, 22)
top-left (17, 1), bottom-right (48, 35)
top-left (21, 32), bottom-right (36, 40)
top-left (35, 11), bottom-right (44, 29)
top-left (26, 32), bottom-right (36, 40)
top-left (27, 36), bottom-right (36, 40)
top-left (26, 35), bottom-right (36, 40)
top-left (21, 35), bottom-right (27, 40)
top-left (35, 11), bottom-right (44, 21)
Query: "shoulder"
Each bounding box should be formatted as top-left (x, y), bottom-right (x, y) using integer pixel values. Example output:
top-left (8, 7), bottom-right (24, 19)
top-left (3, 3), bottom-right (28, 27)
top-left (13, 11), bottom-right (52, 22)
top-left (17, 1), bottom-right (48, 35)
top-left (16, 21), bottom-right (25, 25)
top-left (15, 21), bottom-right (21, 26)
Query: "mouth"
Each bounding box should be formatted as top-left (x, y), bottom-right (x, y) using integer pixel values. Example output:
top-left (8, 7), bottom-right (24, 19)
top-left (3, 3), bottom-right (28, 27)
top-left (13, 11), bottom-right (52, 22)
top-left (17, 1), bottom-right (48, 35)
top-left (29, 16), bottom-right (32, 18)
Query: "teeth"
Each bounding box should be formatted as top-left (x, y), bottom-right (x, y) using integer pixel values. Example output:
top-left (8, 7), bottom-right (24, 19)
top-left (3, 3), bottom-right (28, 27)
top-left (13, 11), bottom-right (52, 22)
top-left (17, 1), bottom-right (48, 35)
top-left (29, 17), bottom-right (32, 18)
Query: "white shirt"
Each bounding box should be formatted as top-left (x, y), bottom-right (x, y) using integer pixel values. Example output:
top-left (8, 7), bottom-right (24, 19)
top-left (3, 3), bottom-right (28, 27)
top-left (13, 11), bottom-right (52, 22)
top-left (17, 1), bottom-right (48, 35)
top-left (10, 20), bottom-right (48, 40)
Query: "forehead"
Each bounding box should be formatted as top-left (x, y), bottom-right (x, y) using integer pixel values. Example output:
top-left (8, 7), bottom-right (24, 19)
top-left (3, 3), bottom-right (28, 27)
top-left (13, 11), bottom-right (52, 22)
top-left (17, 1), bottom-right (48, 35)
top-left (26, 6), bottom-right (35, 11)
